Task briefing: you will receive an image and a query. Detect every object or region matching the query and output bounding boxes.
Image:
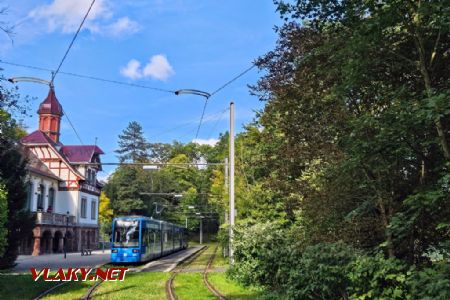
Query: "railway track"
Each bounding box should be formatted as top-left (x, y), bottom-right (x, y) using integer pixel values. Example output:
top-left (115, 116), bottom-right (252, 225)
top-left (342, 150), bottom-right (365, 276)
top-left (166, 245), bottom-right (208, 300)
top-left (166, 245), bottom-right (227, 300)
top-left (203, 246), bottom-right (227, 300)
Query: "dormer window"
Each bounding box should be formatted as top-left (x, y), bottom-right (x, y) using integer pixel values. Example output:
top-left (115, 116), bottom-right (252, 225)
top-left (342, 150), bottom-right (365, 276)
top-left (86, 168), bottom-right (96, 185)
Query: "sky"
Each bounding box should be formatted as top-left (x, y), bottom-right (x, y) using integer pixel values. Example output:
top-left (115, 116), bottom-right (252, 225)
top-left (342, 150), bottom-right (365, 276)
top-left (0, 0), bottom-right (282, 178)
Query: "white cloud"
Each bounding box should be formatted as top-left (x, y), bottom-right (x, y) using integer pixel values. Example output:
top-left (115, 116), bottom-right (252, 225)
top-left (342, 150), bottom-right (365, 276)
top-left (120, 59), bottom-right (142, 79)
top-left (192, 138), bottom-right (219, 146)
top-left (143, 55), bottom-right (175, 81)
top-left (28, 0), bottom-right (139, 37)
top-left (105, 17), bottom-right (140, 37)
top-left (120, 55), bottom-right (175, 81)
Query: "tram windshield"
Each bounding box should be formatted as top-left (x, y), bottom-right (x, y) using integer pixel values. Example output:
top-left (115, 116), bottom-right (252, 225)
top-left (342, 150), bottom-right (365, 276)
top-left (113, 220), bottom-right (140, 248)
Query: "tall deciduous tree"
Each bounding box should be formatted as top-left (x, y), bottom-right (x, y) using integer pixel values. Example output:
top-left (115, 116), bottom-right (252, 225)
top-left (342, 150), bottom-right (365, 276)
top-left (0, 82), bottom-right (34, 268)
top-left (0, 182), bottom-right (7, 257)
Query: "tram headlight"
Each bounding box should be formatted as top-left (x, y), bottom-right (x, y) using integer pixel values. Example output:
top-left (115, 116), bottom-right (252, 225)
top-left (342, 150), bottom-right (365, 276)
top-left (132, 249), bottom-right (140, 253)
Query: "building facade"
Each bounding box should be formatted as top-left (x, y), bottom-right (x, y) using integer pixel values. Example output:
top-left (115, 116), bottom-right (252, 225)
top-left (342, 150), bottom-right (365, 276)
top-left (19, 88), bottom-right (104, 256)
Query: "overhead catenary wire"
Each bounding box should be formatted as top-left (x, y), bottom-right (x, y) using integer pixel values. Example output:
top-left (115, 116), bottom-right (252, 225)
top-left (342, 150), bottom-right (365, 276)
top-left (62, 108), bottom-right (84, 145)
top-left (51, 0), bottom-right (96, 84)
top-left (206, 107), bottom-right (229, 140)
top-left (192, 63), bottom-right (257, 141)
top-left (0, 60), bottom-right (176, 94)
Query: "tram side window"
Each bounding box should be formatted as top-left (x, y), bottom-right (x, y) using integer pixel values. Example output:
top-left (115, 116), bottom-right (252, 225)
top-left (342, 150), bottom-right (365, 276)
top-left (142, 227), bottom-right (149, 247)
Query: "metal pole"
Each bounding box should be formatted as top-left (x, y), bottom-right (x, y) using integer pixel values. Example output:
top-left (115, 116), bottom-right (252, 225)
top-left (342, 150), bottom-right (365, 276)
top-left (200, 218), bottom-right (203, 245)
top-left (224, 157), bottom-right (229, 189)
top-left (229, 101), bottom-right (235, 264)
top-left (185, 217), bottom-right (188, 228)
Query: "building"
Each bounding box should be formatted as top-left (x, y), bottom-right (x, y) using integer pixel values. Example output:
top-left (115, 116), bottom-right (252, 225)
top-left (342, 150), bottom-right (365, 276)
top-left (19, 88), bottom-right (104, 256)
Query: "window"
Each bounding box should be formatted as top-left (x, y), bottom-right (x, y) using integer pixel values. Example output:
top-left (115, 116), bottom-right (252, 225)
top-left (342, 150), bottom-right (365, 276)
top-left (37, 184), bottom-right (44, 210)
top-left (113, 220), bottom-right (140, 248)
top-left (91, 200), bottom-right (96, 220)
top-left (47, 188), bottom-right (55, 212)
top-left (25, 182), bottom-right (33, 210)
top-left (81, 197), bottom-right (87, 218)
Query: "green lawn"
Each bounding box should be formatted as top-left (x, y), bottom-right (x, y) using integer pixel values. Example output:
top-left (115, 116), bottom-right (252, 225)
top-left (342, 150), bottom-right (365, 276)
top-left (173, 273), bottom-right (216, 300)
top-left (208, 273), bottom-right (268, 300)
top-left (0, 274), bottom-right (59, 300)
top-left (42, 280), bottom-right (96, 300)
top-left (212, 247), bottom-right (229, 268)
top-left (92, 272), bottom-right (169, 299)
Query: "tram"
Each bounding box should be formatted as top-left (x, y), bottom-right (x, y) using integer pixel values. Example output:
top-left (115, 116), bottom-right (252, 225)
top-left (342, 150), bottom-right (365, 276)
top-left (110, 216), bottom-right (188, 263)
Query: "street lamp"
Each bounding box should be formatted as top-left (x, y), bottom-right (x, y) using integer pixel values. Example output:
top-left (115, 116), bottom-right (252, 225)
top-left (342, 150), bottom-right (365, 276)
top-left (175, 89), bottom-right (210, 99)
top-left (64, 210), bottom-right (69, 259)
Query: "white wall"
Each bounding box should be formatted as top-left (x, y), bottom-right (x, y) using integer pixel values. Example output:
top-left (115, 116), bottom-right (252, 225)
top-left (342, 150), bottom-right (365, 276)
top-left (78, 192), bottom-right (99, 225)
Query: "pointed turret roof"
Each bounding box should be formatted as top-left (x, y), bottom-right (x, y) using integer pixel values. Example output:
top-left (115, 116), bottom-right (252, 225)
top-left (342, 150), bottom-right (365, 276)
top-left (37, 88), bottom-right (63, 116)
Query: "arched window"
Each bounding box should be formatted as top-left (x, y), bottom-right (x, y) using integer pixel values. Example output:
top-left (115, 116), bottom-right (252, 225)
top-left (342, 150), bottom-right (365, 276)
top-left (47, 187), bottom-right (55, 212)
top-left (37, 184), bottom-right (44, 210)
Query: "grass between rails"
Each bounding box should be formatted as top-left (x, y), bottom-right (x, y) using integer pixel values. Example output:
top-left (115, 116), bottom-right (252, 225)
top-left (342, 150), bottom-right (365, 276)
top-left (174, 273), bottom-right (216, 300)
top-left (92, 272), bottom-right (169, 299)
top-left (0, 273), bottom-right (58, 300)
top-left (42, 280), bottom-right (96, 300)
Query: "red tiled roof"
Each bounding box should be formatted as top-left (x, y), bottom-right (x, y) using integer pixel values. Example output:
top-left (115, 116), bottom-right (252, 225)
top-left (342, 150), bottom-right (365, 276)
top-left (37, 88), bottom-right (63, 116)
top-left (20, 130), bottom-right (59, 145)
top-left (60, 145), bottom-right (104, 163)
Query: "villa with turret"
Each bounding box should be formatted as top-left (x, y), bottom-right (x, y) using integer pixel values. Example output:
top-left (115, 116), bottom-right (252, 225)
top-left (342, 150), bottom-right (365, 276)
top-left (19, 88), bottom-right (104, 256)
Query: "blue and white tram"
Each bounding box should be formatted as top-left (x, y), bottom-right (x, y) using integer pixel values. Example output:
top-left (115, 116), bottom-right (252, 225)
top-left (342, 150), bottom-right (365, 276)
top-left (111, 216), bottom-right (188, 263)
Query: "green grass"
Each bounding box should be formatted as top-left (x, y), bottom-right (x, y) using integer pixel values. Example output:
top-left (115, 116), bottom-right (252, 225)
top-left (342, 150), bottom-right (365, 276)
top-left (92, 272), bottom-right (169, 299)
top-left (184, 244), bottom-right (216, 270)
top-left (212, 247), bottom-right (229, 268)
top-left (0, 274), bottom-right (59, 299)
top-left (208, 273), bottom-right (268, 300)
top-left (43, 280), bottom-right (96, 300)
top-left (174, 273), bottom-right (216, 300)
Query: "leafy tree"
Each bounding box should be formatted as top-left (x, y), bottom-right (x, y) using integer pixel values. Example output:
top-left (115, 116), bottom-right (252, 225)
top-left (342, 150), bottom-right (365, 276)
top-left (0, 182), bottom-right (7, 257)
top-left (106, 166), bottom-right (146, 215)
top-left (0, 82), bottom-right (34, 268)
top-left (115, 121), bottom-right (150, 163)
top-left (98, 192), bottom-right (113, 240)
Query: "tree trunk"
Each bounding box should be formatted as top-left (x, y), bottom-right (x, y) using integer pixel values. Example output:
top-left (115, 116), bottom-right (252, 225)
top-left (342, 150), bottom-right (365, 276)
top-left (378, 197), bottom-right (395, 258)
top-left (415, 32), bottom-right (450, 161)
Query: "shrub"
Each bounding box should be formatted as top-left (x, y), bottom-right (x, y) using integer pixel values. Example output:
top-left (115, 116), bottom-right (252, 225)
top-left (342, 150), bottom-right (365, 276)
top-left (407, 263), bottom-right (450, 300)
top-left (229, 222), bottom-right (289, 289)
top-left (348, 253), bottom-right (410, 299)
top-left (285, 242), bottom-right (357, 300)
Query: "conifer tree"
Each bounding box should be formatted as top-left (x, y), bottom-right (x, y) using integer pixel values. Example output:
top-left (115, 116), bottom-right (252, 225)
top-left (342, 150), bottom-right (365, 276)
top-left (115, 121), bottom-right (150, 163)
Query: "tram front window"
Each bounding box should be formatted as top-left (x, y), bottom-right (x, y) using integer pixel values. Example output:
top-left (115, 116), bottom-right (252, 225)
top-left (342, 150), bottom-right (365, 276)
top-left (113, 220), bottom-right (140, 248)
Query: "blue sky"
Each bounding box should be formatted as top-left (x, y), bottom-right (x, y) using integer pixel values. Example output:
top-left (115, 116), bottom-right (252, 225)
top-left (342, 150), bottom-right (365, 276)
top-left (0, 0), bottom-right (281, 178)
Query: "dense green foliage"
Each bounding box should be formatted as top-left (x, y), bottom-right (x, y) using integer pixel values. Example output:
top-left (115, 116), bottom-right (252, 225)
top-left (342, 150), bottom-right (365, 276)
top-left (220, 0), bottom-right (450, 298)
top-left (0, 182), bottom-right (7, 257)
top-left (0, 78), bottom-right (35, 268)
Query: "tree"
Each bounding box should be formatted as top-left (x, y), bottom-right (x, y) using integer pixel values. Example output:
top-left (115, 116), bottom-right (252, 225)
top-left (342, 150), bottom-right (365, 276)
top-left (115, 121), bottom-right (150, 163)
top-left (106, 166), bottom-right (146, 215)
top-left (0, 182), bottom-right (7, 257)
top-left (242, 0), bottom-right (450, 262)
top-left (98, 192), bottom-right (113, 240)
top-left (0, 86), bottom-right (35, 268)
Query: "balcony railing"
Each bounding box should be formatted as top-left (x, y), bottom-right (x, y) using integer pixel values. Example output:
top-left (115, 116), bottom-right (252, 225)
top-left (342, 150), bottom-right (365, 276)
top-left (35, 211), bottom-right (76, 226)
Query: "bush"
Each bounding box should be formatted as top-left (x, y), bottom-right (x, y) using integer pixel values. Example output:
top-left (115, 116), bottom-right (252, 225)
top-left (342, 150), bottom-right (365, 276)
top-left (285, 242), bottom-right (357, 300)
top-left (348, 253), bottom-right (410, 299)
top-left (229, 222), bottom-right (290, 289)
top-left (407, 263), bottom-right (450, 300)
